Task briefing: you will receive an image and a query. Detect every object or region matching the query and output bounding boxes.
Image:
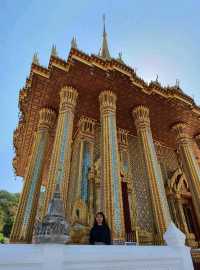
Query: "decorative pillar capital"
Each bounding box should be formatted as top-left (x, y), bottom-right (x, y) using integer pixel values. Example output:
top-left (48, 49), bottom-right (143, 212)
top-left (132, 105), bottom-right (150, 130)
top-left (38, 108), bottom-right (56, 130)
top-left (99, 90), bottom-right (117, 113)
top-left (59, 86), bottom-right (78, 113)
top-left (171, 122), bottom-right (190, 145)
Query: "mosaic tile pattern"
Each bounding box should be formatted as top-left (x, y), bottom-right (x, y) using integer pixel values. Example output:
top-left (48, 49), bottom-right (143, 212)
top-left (128, 135), bottom-right (154, 232)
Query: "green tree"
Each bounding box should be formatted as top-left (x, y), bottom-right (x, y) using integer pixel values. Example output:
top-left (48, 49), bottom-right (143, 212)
top-left (0, 190), bottom-right (19, 239)
top-left (0, 233), bottom-right (5, 243)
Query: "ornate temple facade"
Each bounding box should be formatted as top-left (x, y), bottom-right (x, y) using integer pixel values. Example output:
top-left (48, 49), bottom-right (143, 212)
top-left (10, 21), bottom-right (200, 247)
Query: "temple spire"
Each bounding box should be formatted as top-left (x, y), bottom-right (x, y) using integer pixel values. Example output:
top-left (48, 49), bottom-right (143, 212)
top-left (51, 44), bottom-right (58, 57)
top-left (71, 36), bottom-right (77, 49)
top-left (99, 15), bottom-right (111, 60)
top-left (32, 53), bottom-right (39, 65)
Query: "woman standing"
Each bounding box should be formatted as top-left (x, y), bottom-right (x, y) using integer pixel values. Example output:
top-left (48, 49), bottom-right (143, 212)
top-left (89, 212), bottom-right (111, 245)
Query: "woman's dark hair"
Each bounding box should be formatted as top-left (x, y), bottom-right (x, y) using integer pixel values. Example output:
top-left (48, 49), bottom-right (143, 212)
top-left (93, 212), bottom-right (108, 227)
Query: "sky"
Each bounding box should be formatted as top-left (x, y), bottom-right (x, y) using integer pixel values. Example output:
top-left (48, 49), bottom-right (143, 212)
top-left (0, 0), bottom-right (200, 193)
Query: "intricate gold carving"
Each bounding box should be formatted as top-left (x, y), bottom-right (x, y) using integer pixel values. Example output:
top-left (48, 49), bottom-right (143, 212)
top-left (38, 108), bottom-right (56, 130)
top-left (59, 86), bottom-right (78, 113)
top-left (132, 105), bottom-right (150, 130)
top-left (99, 90), bottom-right (117, 112)
top-left (172, 122), bottom-right (200, 229)
top-left (118, 128), bottom-right (129, 146)
top-left (128, 135), bottom-right (154, 233)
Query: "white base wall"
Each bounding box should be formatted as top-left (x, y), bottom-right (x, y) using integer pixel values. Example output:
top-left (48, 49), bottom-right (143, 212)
top-left (0, 223), bottom-right (194, 270)
top-left (0, 244), bottom-right (194, 270)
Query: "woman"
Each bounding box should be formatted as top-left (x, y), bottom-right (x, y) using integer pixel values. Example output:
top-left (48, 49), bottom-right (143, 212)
top-left (89, 212), bottom-right (111, 245)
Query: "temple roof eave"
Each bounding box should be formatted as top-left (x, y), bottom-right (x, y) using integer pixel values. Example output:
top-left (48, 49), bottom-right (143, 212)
top-left (20, 47), bottom-right (198, 110)
top-left (13, 47), bottom-right (200, 177)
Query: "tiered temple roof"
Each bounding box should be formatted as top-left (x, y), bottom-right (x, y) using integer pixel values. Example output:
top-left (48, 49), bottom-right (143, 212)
top-left (13, 22), bottom-right (200, 185)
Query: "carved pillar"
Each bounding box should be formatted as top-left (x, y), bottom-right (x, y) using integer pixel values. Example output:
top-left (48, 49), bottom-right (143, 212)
top-left (10, 108), bottom-right (56, 243)
top-left (99, 90), bottom-right (125, 241)
top-left (172, 123), bottom-right (200, 228)
top-left (132, 106), bottom-right (171, 242)
top-left (43, 86), bottom-right (78, 217)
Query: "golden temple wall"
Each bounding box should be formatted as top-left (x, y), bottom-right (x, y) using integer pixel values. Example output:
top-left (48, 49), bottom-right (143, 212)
top-left (68, 121), bottom-right (182, 237)
top-left (128, 135), bottom-right (154, 233)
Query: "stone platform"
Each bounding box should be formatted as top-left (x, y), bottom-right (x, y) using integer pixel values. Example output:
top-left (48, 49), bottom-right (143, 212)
top-left (0, 243), bottom-right (194, 270)
top-left (0, 223), bottom-right (194, 270)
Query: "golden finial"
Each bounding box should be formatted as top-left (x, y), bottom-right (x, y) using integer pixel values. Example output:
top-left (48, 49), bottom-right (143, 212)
top-left (71, 36), bottom-right (77, 49)
top-left (51, 44), bottom-right (58, 57)
top-left (32, 52), bottom-right (39, 65)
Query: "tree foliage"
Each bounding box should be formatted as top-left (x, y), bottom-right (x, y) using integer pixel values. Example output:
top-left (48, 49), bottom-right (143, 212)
top-left (0, 190), bottom-right (19, 239)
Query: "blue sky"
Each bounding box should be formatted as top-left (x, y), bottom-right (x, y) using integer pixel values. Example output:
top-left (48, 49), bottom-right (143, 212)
top-left (0, 0), bottom-right (200, 193)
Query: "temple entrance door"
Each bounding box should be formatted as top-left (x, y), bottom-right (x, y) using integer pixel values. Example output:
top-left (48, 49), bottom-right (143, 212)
top-left (121, 180), bottom-right (132, 234)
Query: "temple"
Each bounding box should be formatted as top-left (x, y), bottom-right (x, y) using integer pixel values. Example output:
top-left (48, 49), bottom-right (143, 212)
top-left (10, 18), bottom-right (200, 247)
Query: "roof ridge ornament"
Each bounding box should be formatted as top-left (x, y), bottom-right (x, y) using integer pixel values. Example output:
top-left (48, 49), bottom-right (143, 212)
top-left (51, 44), bottom-right (58, 57)
top-left (149, 74), bottom-right (161, 88)
top-left (99, 14), bottom-right (111, 60)
top-left (156, 74), bottom-right (159, 82)
top-left (32, 52), bottom-right (40, 65)
top-left (116, 52), bottom-right (124, 64)
top-left (71, 36), bottom-right (78, 49)
top-left (175, 79), bottom-right (180, 88)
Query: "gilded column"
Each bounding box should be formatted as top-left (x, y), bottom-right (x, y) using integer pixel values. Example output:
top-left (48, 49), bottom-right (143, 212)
top-left (43, 86), bottom-right (78, 216)
top-left (10, 108), bottom-right (56, 243)
top-left (172, 123), bottom-right (200, 227)
top-left (132, 106), bottom-right (171, 242)
top-left (99, 90), bottom-right (125, 241)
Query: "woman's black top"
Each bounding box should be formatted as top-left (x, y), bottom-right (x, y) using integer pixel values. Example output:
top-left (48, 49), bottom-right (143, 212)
top-left (89, 224), bottom-right (111, 245)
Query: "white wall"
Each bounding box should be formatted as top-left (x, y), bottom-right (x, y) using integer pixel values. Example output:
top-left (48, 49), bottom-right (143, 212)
top-left (0, 223), bottom-right (194, 270)
top-left (0, 243), bottom-right (194, 270)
